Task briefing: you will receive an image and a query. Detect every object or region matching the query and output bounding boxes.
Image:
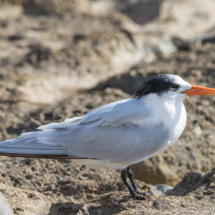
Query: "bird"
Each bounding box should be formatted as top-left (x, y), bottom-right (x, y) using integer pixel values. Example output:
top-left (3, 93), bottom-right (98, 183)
top-left (0, 73), bottom-right (215, 200)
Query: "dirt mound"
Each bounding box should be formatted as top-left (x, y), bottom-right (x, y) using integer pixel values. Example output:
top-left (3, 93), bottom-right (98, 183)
top-left (47, 168), bottom-right (215, 215)
top-left (1, 157), bottom-right (215, 215)
top-left (167, 168), bottom-right (215, 196)
top-left (1, 0), bottom-right (215, 104)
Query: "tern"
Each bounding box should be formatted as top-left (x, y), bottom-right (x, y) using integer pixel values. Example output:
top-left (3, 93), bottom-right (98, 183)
top-left (0, 74), bottom-right (215, 200)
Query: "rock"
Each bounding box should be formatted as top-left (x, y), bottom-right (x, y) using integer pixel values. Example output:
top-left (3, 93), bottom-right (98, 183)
top-left (193, 123), bottom-right (202, 136)
top-left (166, 172), bottom-right (203, 196)
top-left (150, 184), bottom-right (173, 195)
top-left (157, 0), bottom-right (215, 39)
top-left (119, 0), bottom-right (161, 25)
top-left (0, 184), bottom-right (51, 215)
top-left (0, 193), bottom-right (12, 215)
top-left (166, 168), bottom-right (215, 196)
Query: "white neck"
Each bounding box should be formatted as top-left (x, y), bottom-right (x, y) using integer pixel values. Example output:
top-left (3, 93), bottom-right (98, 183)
top-left (141, 92), bottom-right (187, 142)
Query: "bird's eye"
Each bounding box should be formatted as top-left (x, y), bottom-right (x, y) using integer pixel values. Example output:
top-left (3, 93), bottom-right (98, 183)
top-left (171, 85), bottom-right (180, 90)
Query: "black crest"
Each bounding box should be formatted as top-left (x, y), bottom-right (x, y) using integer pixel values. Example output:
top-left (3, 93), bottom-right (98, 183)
top-left (134, 74), bottom-right (180, 99)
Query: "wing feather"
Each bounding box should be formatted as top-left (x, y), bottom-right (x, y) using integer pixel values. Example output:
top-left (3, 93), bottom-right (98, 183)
top-left (36, 98), bottom-right (169, 164)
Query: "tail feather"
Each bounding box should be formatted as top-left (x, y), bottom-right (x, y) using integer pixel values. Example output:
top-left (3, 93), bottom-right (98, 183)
top-left (0, 152), bottom-right (72, 159)
top-left (0, 136), bottom-right (82, 159)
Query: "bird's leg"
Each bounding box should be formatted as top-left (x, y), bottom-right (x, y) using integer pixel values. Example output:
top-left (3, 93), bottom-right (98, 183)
top-left (126, 166), bottom-right (154, 196)
top-left (121, 167), bottom-right (146, 200)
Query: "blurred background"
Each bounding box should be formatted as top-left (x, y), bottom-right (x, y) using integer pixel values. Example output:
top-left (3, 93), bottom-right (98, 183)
top-left (1, 0), bottom-right (215, 213)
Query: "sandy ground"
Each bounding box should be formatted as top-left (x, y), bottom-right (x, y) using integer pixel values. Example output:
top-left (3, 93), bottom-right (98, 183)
top-left (1, 0), bottom-right (215, 214)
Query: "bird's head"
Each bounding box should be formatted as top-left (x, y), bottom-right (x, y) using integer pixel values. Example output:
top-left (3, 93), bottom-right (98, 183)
top-left (134, 74), bottom-right (215, 100)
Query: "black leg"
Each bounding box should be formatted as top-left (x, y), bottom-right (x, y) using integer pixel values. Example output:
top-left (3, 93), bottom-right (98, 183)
top-left (126, 166), bottom-right (154, 196)
top-left (121, 167), bottom-right (147, 200)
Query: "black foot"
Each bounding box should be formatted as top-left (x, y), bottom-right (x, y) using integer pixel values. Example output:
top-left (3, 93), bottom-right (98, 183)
top-left (131, 192), bottom-right (147, 200)
top-left (121, 166), bottom-right (157, 201)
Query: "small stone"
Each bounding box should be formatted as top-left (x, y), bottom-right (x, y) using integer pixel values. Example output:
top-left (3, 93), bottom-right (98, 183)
top-left (25, 174), bottom-right (33, 180)
top-left (193, 124), bottom-right (202, 135)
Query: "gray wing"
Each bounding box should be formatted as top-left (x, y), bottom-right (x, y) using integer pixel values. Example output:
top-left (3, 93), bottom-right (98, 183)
top-left (35, 98), bottom-right (169, 164)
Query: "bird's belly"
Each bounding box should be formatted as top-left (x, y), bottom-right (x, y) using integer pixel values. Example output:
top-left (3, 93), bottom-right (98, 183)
top-left (129, 104), bottom-right (187, 164)
top-left (124, 119), bottom-right (171, 164)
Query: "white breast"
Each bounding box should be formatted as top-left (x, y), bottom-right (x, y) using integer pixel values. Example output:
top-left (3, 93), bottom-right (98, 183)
top-left (143, 93), bottom-right (187, 152)
top-left (167, 103), bottom-right (187, 145)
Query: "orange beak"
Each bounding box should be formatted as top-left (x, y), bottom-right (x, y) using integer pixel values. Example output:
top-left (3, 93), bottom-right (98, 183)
top-left (181, 85), bottom-right (215, 96)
